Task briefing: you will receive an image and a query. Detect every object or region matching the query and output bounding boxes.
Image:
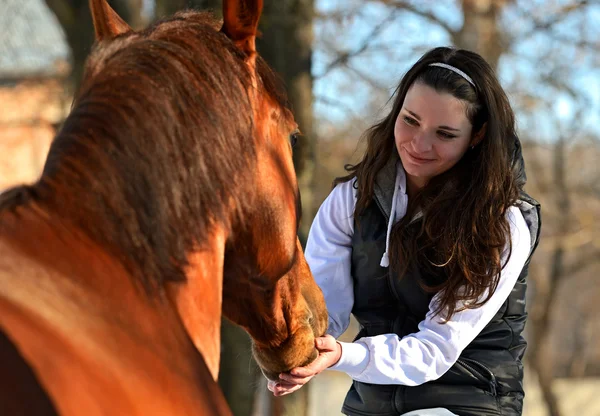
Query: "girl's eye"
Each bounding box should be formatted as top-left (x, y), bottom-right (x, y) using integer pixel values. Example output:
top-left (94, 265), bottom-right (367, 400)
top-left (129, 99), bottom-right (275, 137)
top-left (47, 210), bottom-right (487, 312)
top-left (438, 131), bottom-right (457, 139)
top-left (403, 116), bottom-right (418, 126)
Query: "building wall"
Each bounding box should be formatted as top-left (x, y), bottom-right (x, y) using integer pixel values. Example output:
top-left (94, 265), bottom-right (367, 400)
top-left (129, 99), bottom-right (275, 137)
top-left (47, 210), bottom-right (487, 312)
top-left (0, 79), bottom-right (68, 190)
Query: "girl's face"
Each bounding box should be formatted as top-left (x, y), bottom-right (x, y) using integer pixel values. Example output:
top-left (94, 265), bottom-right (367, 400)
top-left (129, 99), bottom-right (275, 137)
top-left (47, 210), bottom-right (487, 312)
top-left (394, 82), bottom-right (480, 192)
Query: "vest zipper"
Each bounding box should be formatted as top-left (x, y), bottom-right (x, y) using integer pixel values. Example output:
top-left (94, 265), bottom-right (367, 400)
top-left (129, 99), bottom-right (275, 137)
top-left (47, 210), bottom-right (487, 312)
top-left (374, 196), bottom-right (389, 222)
top-left (457, 357), bottom-right (498, 396)
top-left (374, 194), bottom-right (422, 225)
top-left (386, 273), bottom-right (398, 333)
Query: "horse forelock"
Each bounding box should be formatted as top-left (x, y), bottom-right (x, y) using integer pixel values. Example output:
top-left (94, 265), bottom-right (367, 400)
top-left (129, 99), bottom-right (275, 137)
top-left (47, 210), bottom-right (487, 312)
top-left (25, 10), bottom-right (291, 293)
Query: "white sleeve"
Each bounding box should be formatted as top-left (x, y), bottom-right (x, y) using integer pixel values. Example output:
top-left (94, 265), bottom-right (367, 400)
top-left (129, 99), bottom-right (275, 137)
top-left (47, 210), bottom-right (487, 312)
top-left (305, 180), bottom-right (356, 339)
top-left (329, 205), bottom-right (531, 385)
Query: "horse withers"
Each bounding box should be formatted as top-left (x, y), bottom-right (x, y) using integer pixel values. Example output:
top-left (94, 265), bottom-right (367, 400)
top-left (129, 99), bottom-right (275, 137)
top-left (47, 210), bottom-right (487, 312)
top-left (0, 0), bottom-right (328, 414)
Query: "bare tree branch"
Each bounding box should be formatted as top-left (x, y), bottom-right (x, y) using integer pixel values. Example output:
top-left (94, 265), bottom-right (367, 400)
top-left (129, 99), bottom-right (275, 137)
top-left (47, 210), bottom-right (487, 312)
top-left (507, 0), bottom-right (591, 46)
top-left (315, 94), bottom-right (364, 118)
top-left (313, 5), bottom-right (363, 22)
top-left (44, 0), bottom-right (75, 28)
top-left (364, 0), bottom-right (455, 35)
top-left (316, 9), bottom-right (400, 79)
top-left (345, 63), bottom-right (392, 92)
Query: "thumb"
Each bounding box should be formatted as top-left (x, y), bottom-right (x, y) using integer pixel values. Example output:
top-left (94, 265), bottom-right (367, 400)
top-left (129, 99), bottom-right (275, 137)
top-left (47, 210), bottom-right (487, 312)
top-left (315, 335), bottom-right (336, 351)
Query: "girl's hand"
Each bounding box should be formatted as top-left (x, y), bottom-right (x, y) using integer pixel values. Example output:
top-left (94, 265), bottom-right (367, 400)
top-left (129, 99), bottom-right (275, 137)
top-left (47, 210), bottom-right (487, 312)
top-left (267, 335), bottom-right (342, 396)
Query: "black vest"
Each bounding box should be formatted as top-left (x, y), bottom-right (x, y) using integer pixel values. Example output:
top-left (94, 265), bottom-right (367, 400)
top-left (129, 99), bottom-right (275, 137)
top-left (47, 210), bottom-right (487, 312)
top-left (341, 193), bottom-right (541, 416)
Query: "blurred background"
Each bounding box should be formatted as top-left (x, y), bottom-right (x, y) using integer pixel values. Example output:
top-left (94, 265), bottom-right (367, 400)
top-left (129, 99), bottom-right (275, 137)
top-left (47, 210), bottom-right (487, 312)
top-left (1, 0), bottom-right (599, 415)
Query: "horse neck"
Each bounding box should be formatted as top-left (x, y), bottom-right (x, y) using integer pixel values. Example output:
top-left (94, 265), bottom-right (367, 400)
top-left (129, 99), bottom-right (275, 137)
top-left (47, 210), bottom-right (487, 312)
top-left (0, 203), bottom-right (227, 412)
top-left (1, 196), bottom-right (227, 379)
top-left (0, 202), bottom-right (189, 368)
top-left (164, 226), bottom-right (228, 380)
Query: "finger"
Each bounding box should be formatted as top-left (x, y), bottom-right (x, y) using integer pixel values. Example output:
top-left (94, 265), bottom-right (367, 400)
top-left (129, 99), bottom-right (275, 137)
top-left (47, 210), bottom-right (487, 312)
top-left (279, 372), bottom-right (313, 385)
top-left (268, 380), bottom-right (298, 395)
top-left (275, 380), bottom-right (299, 389)
top-left (289, 367), bottom-right (319, 378)
top-left (290, 355), bottom-right (331, 377)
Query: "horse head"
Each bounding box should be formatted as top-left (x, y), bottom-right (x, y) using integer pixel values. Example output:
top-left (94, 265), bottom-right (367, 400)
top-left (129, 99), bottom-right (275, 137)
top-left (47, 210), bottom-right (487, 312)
top-left (88, 0), bottom-right (328, 382)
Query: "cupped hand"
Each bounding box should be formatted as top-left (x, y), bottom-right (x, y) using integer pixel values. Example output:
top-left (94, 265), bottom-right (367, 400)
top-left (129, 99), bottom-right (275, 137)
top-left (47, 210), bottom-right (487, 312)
top-left (267, 335), bottom-right (341, 397)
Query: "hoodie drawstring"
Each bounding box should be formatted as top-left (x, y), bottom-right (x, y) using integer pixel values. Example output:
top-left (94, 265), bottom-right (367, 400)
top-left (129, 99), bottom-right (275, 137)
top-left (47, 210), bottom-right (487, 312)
top-left (380, 168), bottom-right (402, 268)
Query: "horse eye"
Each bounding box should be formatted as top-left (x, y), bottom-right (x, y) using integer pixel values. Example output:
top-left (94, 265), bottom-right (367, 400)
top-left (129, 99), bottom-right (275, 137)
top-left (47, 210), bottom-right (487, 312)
top-left (290, 130), bottom-right (301, 147)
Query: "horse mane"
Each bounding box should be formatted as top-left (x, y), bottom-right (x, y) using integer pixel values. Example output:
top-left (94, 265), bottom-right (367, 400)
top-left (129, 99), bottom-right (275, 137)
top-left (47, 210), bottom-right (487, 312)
top-left (1, 10), bottom-right (291, 292)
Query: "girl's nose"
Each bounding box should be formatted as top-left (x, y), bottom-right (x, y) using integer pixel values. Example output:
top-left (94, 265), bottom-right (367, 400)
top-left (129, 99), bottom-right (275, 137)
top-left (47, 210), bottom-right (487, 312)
top-left (412, 131), bottom-right (433, 153)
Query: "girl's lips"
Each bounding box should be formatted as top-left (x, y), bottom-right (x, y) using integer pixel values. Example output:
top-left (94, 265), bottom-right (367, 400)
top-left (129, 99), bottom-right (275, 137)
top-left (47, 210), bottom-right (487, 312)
top-left (404, 148), bottom-right (435, 163)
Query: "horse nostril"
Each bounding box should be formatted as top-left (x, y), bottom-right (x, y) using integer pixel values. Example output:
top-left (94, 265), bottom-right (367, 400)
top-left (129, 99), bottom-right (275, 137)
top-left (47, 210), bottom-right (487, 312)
top-left (303, 308), bottom-right (314, 327)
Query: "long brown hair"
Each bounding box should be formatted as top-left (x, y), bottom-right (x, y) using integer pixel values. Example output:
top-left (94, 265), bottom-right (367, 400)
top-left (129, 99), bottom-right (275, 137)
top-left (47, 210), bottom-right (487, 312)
top-left (336, 47), bottom-right (520, 320)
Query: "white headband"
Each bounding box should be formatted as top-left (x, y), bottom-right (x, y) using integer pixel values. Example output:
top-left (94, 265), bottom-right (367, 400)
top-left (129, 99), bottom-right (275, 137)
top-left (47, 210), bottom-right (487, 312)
top-left (429, 62), bottom-right (475, 87)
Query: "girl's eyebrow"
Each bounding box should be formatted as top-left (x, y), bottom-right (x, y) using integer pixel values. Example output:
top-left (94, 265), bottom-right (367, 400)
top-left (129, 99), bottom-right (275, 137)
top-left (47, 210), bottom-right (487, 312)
top-left (404, 109), bottom-right (461, 132)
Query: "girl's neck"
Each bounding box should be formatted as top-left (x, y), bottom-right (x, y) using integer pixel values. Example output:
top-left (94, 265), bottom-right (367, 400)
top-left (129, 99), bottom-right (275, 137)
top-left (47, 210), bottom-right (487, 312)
top-left (405, 174), bottom-right (427, 200)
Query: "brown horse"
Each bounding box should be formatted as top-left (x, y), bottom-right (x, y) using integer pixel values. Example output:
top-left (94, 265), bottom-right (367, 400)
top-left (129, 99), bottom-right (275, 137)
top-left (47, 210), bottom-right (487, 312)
top-left (0, 0), bottom-right (328, 414)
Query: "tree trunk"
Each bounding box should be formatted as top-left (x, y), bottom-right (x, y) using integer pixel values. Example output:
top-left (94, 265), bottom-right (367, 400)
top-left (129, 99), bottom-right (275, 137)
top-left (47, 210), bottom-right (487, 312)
top-left (218, 319), bottom-right (260, 416)
top-left (153, 0), bottom-right (221, 19)
top-left (126, 0), bottom-right (146, 29)
top-left (153, 0), bottom-right (188, 18)
top-left (188, 0), bottom-right (222, 12)
top-left (530, 247), bottom-right (563, 416)
top-left (454, 0), bottom-right (511, 71)
top-left (44, 0), bottom-right (94, 90)
top-left (527, 138), bottom-right (569, 416)
top-left (257, 0), bottom-right (316, 243)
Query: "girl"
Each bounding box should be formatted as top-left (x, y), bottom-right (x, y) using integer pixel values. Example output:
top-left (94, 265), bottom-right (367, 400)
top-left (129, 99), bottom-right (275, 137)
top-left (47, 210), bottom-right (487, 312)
top-left (270, 47), bottom-right (541, 416)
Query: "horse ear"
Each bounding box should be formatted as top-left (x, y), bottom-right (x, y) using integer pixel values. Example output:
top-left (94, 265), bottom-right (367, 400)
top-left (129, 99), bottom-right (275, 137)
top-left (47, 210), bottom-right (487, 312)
top-left (89, 0), bottom-right (132, 41)
top-left (221, 0), bottom-right (263, 59)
